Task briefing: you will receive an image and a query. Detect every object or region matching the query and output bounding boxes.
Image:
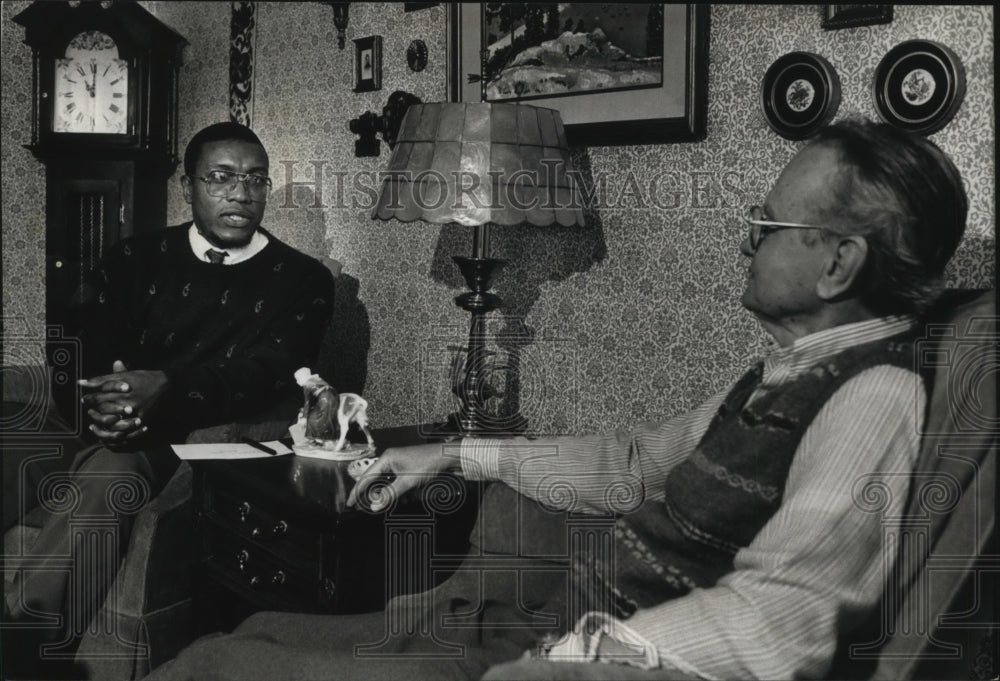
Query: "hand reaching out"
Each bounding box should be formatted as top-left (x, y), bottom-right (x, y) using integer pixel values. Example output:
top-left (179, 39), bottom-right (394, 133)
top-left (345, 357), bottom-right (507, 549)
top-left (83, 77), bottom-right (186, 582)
top-left (346, 443), bottom-right (462, 512)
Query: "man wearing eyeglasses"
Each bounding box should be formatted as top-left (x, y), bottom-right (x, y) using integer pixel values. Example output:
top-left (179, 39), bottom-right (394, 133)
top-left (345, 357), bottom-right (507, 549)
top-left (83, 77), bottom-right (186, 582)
top-left (143, 120), bottom-right (969, 681)
top-left (70, 123), bottom-right (324, 440)
top-left (3, 122), bottom-right (335, 676)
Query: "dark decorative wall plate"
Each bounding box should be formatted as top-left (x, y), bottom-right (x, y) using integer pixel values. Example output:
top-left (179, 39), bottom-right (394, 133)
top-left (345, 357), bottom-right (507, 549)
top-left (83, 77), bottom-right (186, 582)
top-left (872, 40), bottom-right (966, 135)
top-left (407, 39), bottom-right (428, 72)
top-left (761, 52), bottom-right (841, 140)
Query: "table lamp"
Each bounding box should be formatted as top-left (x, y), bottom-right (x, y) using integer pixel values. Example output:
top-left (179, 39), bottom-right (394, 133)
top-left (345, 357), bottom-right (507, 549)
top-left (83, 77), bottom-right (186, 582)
top-left (372, 102), bottom-right (584, 435)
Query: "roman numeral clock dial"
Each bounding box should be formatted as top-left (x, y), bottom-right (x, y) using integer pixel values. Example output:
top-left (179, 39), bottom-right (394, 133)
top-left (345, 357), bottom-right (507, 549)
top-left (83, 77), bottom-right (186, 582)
top-left (53, 30), bottom-right (128, 134)
top-left (96, 60), bottom-right (128, 133)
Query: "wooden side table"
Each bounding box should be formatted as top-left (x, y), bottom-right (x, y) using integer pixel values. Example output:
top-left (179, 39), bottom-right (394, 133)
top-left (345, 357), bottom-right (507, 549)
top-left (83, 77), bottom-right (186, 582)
top-left (191, 425), bottom-right (481, 633)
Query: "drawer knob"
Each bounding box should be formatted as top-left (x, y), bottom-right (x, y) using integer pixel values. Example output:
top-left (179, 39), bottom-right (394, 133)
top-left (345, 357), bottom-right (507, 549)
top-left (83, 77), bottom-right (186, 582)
top-left (238, 501), bottom-right (251, 522)
top-left (237, 549), bottom-right (249, 572)
top-left (248, 570), bottom-right (286, 589)
top-left (251, 520), bottom-right (288, 540)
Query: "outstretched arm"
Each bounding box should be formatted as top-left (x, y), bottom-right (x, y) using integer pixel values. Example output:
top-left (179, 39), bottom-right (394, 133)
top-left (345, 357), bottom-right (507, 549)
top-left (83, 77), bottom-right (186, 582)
top-left (348, 391), bottom-right (726, 515)
top-left (457, 392), bottom-right (725, 515)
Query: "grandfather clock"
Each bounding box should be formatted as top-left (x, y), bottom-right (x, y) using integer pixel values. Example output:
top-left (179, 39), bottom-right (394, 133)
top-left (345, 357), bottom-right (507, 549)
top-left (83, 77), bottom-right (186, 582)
top-left (13, 0), bottom-right (186, 418)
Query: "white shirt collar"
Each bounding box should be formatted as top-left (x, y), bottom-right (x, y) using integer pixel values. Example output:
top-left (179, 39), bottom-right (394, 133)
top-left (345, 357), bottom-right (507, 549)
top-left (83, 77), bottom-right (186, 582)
top-left (188, 223), bottom-right (269, 265)
top-left (761, 315), bottom-right (917, 385)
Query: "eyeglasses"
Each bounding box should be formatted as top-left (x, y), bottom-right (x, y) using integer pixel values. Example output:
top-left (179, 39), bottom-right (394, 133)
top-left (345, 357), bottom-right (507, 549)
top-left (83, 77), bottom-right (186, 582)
top-left (190, 170), bottom-right (272, 201)
top-left (744, 205), bottom-right (827, 250)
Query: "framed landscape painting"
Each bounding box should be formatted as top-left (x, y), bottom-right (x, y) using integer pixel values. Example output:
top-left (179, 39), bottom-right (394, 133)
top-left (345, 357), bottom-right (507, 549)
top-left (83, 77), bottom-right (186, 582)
top-left (447, 3), bottom-right (708, 146)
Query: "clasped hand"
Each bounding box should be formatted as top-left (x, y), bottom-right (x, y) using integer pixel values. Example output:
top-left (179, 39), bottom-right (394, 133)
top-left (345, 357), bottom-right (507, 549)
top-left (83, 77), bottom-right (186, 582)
top-left (346, 443), bottom-right (461, 512)
top-left (78, 360), bottom-right (168, 442)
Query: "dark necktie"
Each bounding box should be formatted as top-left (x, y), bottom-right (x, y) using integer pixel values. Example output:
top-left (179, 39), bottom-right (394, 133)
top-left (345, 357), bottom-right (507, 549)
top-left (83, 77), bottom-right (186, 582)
top-left (205, 249), bottom-right (229, 264)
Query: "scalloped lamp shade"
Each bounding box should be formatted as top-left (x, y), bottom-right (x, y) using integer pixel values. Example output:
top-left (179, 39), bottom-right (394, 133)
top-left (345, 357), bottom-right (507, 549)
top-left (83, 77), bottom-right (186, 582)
top-left (372, 102), bottom-right (584, 228)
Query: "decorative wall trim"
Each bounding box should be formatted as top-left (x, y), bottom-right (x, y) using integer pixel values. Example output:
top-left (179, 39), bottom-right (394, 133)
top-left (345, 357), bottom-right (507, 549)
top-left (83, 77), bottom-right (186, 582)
top-left (230, 1), bottom-right (256, 127)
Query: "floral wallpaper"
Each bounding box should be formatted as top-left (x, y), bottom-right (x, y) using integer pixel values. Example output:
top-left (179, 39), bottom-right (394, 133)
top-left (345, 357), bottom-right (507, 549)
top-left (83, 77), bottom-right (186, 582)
top-left (1, 3), bottom-right (994, 436)
top-left (2, 0), bottom-right (47, 367)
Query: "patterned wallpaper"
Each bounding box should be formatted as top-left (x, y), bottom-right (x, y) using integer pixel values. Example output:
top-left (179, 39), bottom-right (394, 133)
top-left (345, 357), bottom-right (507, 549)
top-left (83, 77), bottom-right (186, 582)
top-left (1, 1), bottom-right (47, 367)
top-left (2, 3), bottom-right (994, 435)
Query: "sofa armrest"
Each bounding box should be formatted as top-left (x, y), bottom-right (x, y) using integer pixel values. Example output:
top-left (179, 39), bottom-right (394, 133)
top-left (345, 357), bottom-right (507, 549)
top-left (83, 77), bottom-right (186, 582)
top-left (110, 463), bottom-right (195, 617)
top-left (72, 463), bottom-right (197, 680)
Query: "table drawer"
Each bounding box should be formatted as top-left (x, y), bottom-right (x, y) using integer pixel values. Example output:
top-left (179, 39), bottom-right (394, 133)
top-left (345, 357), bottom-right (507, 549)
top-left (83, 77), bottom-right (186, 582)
top-left (202, 519), bottom-right (335, 611)
top-left (204, 483), bottom-right (321, 558)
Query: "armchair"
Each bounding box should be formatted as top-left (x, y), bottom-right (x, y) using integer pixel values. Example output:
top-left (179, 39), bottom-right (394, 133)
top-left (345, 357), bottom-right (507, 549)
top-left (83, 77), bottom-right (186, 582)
top-left (833, 288), bottom-right (997, 680)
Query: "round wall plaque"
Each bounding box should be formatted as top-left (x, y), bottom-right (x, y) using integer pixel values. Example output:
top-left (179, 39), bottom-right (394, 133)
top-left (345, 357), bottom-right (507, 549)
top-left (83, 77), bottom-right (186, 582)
top-left (407, 39), bottom-right (428, 72)
top-left (872, 40), bottom-right (965, 135)
top-left (761, 52), bottom-right (841, 140)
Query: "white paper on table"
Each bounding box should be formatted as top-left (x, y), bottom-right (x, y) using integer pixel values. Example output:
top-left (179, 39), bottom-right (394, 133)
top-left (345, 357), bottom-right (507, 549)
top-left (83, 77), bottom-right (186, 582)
top-left (171, 441), bottom-right (293, 460)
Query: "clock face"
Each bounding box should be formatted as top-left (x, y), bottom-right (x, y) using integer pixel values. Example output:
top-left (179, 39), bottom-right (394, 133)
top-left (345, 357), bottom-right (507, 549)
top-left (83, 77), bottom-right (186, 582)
top-left (53, 30), bottom-right (129, 134)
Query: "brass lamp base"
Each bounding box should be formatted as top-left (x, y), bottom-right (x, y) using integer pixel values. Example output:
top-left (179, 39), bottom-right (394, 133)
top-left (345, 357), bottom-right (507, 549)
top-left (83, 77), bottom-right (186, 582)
top-left (450, 254), bottom-right (505, 436)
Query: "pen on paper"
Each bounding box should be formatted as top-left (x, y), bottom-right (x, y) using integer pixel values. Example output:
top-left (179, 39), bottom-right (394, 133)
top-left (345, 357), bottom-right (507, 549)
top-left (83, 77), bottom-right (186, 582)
top-left (240, 437), bottom-right (277, 455)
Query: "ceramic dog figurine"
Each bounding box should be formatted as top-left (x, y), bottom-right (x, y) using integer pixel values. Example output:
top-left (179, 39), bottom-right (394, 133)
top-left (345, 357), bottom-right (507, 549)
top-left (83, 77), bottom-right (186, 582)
top-left (293, 367), bottom-right (375, 457)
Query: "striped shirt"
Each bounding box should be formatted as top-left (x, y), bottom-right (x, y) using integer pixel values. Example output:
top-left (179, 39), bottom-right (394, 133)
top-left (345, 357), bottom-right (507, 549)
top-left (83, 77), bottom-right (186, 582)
top-left (460, 315), bottom-right (923, 679)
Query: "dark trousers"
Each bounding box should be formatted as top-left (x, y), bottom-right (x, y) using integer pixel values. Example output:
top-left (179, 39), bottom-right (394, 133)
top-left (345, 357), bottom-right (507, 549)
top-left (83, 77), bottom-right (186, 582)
top-left (142, 556), bottom-right (578, 681)
top-left (3, 442), bottom-right (179, 677)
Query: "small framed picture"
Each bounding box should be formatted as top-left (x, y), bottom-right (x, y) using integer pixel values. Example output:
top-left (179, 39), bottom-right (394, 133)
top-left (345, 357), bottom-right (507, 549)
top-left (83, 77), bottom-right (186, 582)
top-left (353, 35), bottom-right (382, 93)
top-left (822, 5), bottom-right (893, 30)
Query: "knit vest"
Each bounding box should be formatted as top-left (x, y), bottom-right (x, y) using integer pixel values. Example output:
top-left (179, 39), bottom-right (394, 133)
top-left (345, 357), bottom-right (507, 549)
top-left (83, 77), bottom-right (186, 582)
top-left (573, 332), bottom-right (919, 619)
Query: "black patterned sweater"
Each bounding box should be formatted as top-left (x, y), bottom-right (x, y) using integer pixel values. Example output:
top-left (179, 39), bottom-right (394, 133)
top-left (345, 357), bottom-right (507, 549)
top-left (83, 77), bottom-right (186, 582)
top-left (79, 223), bottom-right (335, 441)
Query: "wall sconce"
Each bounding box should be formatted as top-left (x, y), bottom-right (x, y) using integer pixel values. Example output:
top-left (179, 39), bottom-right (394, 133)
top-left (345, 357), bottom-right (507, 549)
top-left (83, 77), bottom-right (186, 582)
top-left (348, 90), bottom-right (421, 157)
top-left (323, 2), bottom-right (349, 49)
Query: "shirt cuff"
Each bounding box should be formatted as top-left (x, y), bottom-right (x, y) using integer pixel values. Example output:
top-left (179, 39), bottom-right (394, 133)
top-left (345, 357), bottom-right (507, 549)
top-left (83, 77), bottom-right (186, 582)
top-left (620, 608), bottom-right (719, 680)
top-left (537, 612), bottom-right (660, 670)
top-left (458, 437), bottom-right (503, 481)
